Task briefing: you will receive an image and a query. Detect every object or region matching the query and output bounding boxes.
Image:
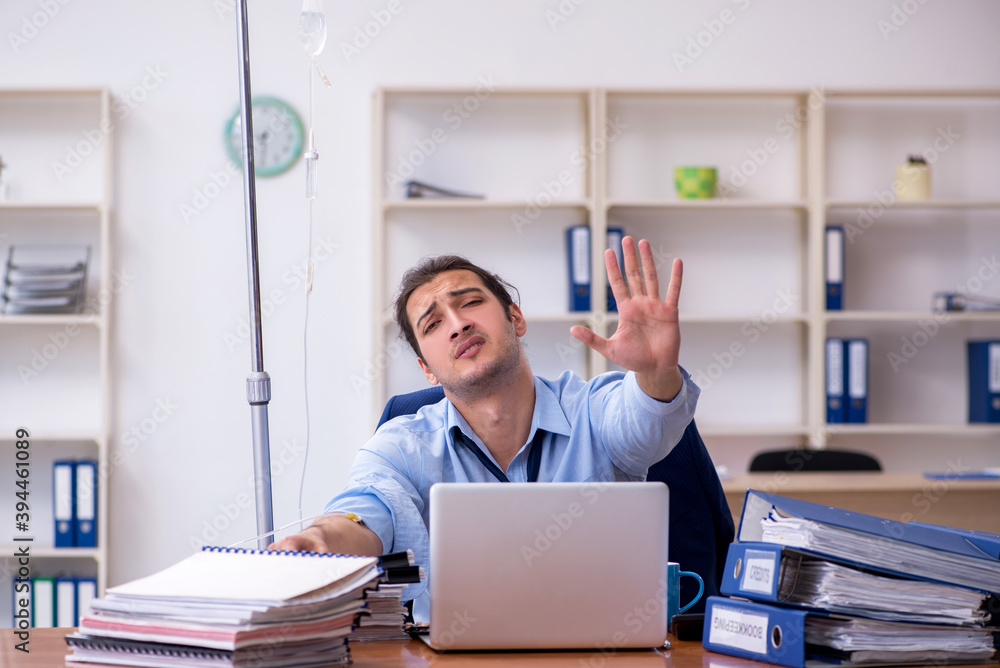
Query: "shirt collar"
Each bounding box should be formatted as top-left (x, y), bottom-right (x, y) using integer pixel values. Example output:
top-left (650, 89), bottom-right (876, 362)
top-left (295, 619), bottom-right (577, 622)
top-left (444, 375), bottom-right (572, 450)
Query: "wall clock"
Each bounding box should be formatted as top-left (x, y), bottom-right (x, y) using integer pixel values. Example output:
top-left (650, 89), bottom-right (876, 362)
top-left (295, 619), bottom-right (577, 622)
top-left (225, 96), bottom-right (304, 177)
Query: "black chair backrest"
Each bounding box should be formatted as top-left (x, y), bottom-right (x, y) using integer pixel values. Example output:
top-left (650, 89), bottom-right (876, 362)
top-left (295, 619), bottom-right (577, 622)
top-left (748, 448), bottom-right (881, 472)
top-left (376, 385), bottom-right (735, 614)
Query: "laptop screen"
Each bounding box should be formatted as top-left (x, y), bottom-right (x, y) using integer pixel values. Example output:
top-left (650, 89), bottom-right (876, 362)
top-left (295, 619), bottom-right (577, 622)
top-left (427, 481), bottom-right (669, 651)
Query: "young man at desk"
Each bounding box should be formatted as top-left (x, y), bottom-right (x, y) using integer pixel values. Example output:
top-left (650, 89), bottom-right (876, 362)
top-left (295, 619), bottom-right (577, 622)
top-left (270, 236), bottom-right (700, 621)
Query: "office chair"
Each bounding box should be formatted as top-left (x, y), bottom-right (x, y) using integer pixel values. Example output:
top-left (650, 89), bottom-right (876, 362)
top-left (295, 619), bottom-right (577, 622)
top-left (748, 448), bottom-right (882, 472)
top-left (377, 386), bottom-right (735, 614)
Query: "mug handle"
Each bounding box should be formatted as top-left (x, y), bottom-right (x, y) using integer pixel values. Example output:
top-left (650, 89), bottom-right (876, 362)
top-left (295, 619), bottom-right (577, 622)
top-left (677, 571), bottom-right (705, 614)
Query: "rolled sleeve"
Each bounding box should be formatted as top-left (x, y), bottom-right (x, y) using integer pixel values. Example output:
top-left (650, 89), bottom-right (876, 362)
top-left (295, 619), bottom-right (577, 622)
top-left (325, 471), bottom-right (430, 603)
top-left (604, 367), bottom-right (701, 477)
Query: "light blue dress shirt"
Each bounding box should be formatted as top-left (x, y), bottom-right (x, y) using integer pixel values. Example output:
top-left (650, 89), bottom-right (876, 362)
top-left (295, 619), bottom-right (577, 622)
top-left (325, 368), bottom-right (699, 622)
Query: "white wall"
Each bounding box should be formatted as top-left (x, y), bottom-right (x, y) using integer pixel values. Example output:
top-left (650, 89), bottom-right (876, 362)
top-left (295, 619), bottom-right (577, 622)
top-left (1, 0), bottom-right (999, 586)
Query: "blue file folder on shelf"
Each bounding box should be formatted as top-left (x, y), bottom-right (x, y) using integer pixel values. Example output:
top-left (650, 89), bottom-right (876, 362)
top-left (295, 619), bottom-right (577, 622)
top-left (845, 338), bottom-right (868, 423)
top-left (53, 460), bottom-right (75, 548)
top-left (968, 340), bottom-right (1000, 423)
top-left (737, 489), bottom-right (1000, 594)
top-left (566, 225), bottom-right (590, 312)
top-left (74, 459), bottom-right (98, 548)
top-left (825, 338), bottom-right (845, 423)
top-left (825, 225), bottom-right (844, 311)
top-left (606, 227), bottom-right (624, 312)
top-left (56, 577), bottom-right (77, 627)
top-left (76, 578), bottom-right (97, 627)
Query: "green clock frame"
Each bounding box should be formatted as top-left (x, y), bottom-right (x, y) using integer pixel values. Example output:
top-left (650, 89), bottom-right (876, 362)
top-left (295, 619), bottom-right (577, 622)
top-left (224, 96), bottom-right (305, 178)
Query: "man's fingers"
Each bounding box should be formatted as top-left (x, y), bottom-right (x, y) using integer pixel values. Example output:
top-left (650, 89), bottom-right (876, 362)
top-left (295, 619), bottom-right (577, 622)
top-left (571, 324), bottom-right (610, 358)
top-left (664, 257), bottom-right (683, 308)
top-left (637, 239), bottom-right (660, 299)
top-left (621, 235), bottom-right (646, 297)
top-left (605, 248), bottom-right (629, 306)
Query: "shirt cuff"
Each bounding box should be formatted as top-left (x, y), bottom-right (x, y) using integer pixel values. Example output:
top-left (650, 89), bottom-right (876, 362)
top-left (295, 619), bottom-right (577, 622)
top-left (324, 491), bottom-right (394, 555)
top-left (625, 366), bottom-right (700, 415)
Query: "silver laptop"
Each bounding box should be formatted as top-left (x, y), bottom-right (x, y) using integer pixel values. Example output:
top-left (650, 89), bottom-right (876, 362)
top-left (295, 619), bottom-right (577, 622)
top-left (426, 481), bottom-right (669, 651)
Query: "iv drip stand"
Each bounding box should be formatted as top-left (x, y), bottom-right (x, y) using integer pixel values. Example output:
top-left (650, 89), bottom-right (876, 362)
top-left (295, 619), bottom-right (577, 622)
top-left (234, 0), bottom-right (275, 551)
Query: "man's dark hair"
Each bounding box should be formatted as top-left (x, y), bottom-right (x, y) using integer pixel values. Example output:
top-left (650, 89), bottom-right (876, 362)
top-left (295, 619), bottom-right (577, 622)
top-left (393, 255), bottom-right (519, 360)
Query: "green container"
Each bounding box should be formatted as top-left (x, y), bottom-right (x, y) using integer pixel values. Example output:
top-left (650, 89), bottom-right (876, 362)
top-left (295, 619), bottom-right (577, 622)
top-left (674, 166), bottom-right (717, 199)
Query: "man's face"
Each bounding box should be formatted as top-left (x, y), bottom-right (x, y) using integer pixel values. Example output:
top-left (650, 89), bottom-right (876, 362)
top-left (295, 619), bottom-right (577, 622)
top-left (407, 269), bottom-right (527, 397)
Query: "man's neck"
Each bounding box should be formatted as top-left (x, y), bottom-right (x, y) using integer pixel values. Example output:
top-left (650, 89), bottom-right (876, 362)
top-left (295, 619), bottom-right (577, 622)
top-left (448, 366), bottom-right (536, 472)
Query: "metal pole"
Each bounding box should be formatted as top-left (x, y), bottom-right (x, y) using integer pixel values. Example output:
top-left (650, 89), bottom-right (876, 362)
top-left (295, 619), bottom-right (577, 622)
top-left (234, 0), bottom-right (274, 551)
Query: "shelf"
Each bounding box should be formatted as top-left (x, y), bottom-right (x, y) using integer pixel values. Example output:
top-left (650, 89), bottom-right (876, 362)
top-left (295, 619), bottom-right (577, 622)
top-left (826, 199), bottom-right (1000, 211)
top-left (698, 424), bottom-right (811, 438)
top-left (0, 202), bottom-right (105, 213)
top-left (825, 423), bottom-right (1000, 436)
top-left (384, 199), bottom-right (591, 211)
top-left (825, 311), bottom-right (1000, 323)
top-left (0, 431), bottom-right (101, 443)
top-left (0, 546), bottom-right (100, 558)
top-left (0, 313), bottom-right (103, 326)
top-left (608, 199), bottom-right (809, 211)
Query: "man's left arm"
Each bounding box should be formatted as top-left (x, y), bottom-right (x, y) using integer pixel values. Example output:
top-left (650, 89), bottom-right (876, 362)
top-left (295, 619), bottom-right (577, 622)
top-left (571, 235), bottom-right (686, 402)
top-left (571, 236), bottom-right (698, 472)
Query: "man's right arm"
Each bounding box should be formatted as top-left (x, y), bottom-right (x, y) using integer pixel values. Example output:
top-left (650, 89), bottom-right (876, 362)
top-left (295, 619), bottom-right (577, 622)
top-left (268, 514), bottom-right (383, 556)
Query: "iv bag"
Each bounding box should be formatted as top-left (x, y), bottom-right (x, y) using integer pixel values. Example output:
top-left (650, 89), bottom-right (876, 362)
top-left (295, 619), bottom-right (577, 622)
top-left (298, 0), bottom-right (327, 56)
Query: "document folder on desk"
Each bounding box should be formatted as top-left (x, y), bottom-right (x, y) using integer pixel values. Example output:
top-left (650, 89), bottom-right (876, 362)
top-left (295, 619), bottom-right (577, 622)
top-left (702, 596), bottom-right (997, 668)
top-left (737, 490), bottom-right (1000, 594)
top-left (719, 542), bottom-right (991, 626)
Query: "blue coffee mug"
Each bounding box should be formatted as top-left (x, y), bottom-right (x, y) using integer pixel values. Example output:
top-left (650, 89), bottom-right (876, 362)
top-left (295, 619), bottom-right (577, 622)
top-left (667, 562), bottom-right (704, 626)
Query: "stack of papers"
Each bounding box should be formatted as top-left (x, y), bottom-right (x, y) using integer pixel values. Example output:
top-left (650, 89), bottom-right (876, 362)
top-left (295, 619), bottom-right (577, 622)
top-left (66, 547), bottom-right (382, 667)
top-left (760, 512), bottom-right (1000, 593)
top-left (777, 556), bottom-right (989, 625)
top-left (804, 616), bottom-right (997, 664)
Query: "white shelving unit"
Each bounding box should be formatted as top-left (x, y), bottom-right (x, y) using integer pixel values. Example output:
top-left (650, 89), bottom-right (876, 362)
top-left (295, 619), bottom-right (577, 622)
top-left (371, 87), bottom-right (1000, 466)
top-left (0, 88), bottom-right (112, 623)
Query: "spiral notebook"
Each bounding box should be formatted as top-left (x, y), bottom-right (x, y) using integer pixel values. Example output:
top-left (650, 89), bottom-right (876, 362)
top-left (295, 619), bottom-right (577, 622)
top-left (105, 547), bottom-right (380, 607)
top-left (69, 547), bottom-right (382, 666)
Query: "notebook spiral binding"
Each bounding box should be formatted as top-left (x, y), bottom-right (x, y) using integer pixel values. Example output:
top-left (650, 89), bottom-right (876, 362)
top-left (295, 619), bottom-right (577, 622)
top-left (202, 545), bottom-right (356, 559)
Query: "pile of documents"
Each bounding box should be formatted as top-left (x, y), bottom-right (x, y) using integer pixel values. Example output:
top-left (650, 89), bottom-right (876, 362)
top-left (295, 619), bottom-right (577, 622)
top-left (703, 490), bottom-right (1000, 667)
top-left (65, 547), bottom-right (384, 667)
top-left (351, 551), bottom-right (422, 642)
